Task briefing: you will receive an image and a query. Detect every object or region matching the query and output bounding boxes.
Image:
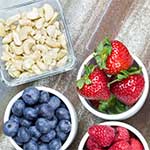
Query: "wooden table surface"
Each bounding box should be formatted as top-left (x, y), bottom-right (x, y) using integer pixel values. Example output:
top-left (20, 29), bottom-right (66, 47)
top-left (0, 0), bottom-right (149, 149)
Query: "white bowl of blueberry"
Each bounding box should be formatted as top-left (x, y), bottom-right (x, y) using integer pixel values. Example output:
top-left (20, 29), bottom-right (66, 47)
top-left (3, 86), bottom-right (78, 150)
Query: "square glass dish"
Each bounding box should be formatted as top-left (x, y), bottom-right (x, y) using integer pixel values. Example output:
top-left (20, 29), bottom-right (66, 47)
top-left (0, 0), bottom-right (76, 86)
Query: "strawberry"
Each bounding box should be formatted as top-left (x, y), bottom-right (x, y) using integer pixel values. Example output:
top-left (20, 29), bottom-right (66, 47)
top-left (110, 74), bottom-right (145, 106)
top-left (89, 100), bottom-right (100, 108)
top-left (88, 125), bottom-right (115, 147)
top-left (115, 126), bottom-right (130, 142)
top-left (76, 65), bottom-right (110, 100)
top-left (130, 138), bottom-right (144, 150)
top-left (94, 38), bottom-right (133, 75)
top-left (86, 137), bottom-right (100, 149)
top-left (108, 140), bottom-right (131, 150)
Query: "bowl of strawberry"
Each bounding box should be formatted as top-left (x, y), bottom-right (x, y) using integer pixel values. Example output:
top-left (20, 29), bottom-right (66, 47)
top-left (76, 38), bottom-right (149, 120)
top-left (78, 121), bottom-right (149, 150)
top-left (3, 86), bottom-right (78, 150)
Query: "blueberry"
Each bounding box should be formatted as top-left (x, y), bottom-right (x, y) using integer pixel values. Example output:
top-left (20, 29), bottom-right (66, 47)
top-left (11, 99), bottom-right (25, 117)
top-left (10, 115), bottom-right (20, 124)
top-left (14, 136), bottom-right (23, 146)
top-left (35, 118), bottom-right (51, 134)
top-left (20, 118), bottom-right (32, 128)
top-left (29, 126), bottom-right (41, 139)
top-left (40, 130), bottom-right (56, 142)
top-left (24, 140), bottom-right (38, 150)
top-left (58, 120), bottom-right (71, 134)
top-left (22, 87), bottom-right (40, 105)
top-left (56, 130), bottom-right (67, 142)
top-left (56, 108), bottom-right (70, 120)
top-left (3, 120), bottom-right (19, 137)
top-left (39, 104), bottom-right (54, 120)
top-left (39, 91), bottom-right (50, 103)
top-left (60, 103), bottom-right (67, 108)
top-left (23, 107), bottom-right (38, 120)
top-left (49, 138), bottom-right (62, 150)
top-left (39, 144), bottom-right (49, 150)
top-left (49, 116), bottom-right (58, 129)
top-left (17, 127), bottom-right (30, 143)
top-left (32, 137), bottom-right (38, 142)
top-left (34, 104), bottom-right (40, 112)
top-left (48, 96), bottom-right (61, 110)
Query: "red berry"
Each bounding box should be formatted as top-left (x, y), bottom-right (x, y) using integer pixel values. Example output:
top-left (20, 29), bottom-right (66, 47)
top-left (89, 100), bottom-right (100, 108)
top-left (110, 74), bottom-right (145, 106)
top-left (108, 140), bottom-right (131, 150)
top-left (77, 67), bottom-right (110, 100)
top-left (106, 40), bottom-right (133, 75)
top-left (115, 127), bottom-right (130, 142)
top-left (130, 138), bottom-right (144, 150)
top-left (88, 125), bottom-right (115, 147)
top-left (86, 137), bottom-right (100, 149)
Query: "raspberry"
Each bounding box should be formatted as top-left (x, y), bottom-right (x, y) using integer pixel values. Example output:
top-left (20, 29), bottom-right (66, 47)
top-left (130, 138), bottom-right (144, 150)
top-left (86, 137), bottom-right (100, 149)
top-left (115, 126), bottom-right (130, 142)
top-left (88, 125), bottom-right (115, 147)
top-left (108, 140), bottom-right (131, 150)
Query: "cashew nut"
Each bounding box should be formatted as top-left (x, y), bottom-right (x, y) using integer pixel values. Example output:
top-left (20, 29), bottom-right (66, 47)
top-left (19, 19), bottom-right (33, 26)
top-left (27, 8), bottom-right (39, 20)
top-left (23, 58), bottom-right (35, 70)
top-left (2, 33), bottom-right (12, 44)
top-left (19, 26), bottom-right (32, 41)
top-left (56, 56), bottom-right (67, 67)
top-left (35, 18), bottom-right (44, 29)
top-left (46, 38), bottom-right (61, 48)
top-left (43, 4), bottom-right (54, 21)
top-left (23, 38), bottom-right (35, 54)
top-left (13, 31), bottom-right (22, 46)
top-left (6, 14), bottom-right (20, 26)
top-left (0, 22), bottom-right (6, 37)
top-left (47, 25), bottom-right (56, 37)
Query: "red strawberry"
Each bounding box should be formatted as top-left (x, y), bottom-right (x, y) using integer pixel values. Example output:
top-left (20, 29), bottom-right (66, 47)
top-left (110, 74), bottom-right (145, 106)
top-left (88, 125), bottom-right (115, 147)
top-left (130, 138), bottom-right (144, 150)
top-left (115, 127), bottom-right (130, 142)
top-left (108, 140), bottom-right (131, 150)
top-left (86, 137), bottom-right (100, 149)
top-left (89, 100), bottom-right (100, 108)
top-left (94, 38), bottom-right (133, 75)
top-left (76, 65), bottom-right (110, 100)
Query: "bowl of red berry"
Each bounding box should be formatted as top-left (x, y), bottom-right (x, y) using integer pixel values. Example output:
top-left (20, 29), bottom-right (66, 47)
top-left (76, 38), bottom-right (149, 120)
top-left (3, 86), bottom-right (78, 150)
top-left (78, 121), bottom-right (149, 150)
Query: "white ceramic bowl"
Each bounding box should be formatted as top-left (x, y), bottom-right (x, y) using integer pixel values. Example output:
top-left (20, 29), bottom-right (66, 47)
top-left (78, 121), bottom-right (149, 150)
top-left (3, 86), bottom-right (78, 150)
top-left (77, 53), bottom-right (149, 120)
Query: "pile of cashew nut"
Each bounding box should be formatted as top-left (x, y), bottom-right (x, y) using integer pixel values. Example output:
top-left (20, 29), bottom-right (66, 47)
top-left (0, 4), bottom-right (68, 78)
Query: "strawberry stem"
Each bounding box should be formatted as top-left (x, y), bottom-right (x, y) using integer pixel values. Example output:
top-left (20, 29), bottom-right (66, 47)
top-left (108, 67), bottom-right (142, 85)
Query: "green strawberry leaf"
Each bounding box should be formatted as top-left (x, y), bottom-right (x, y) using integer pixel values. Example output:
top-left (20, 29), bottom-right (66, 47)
top-left (94, 37), bottom-right (112, 69)
top-left (76, 79), bottom-right (85, 89)
top-left (98, 95), bottom-right (116, 112)
top-left (85, 78), bottom-right (91, 85)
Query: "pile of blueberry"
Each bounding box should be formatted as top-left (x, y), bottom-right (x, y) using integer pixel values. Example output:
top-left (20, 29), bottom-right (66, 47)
top-left (3, 87), bottom-right (71, 150)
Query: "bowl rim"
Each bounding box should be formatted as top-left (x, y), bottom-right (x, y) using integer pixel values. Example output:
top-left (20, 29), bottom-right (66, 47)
top-left (3, 86), bottom-right (78, 150)
top-left (78, 121), bottom-right (149, 150)
top-left (77, 53), bottom-right (149, 120)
